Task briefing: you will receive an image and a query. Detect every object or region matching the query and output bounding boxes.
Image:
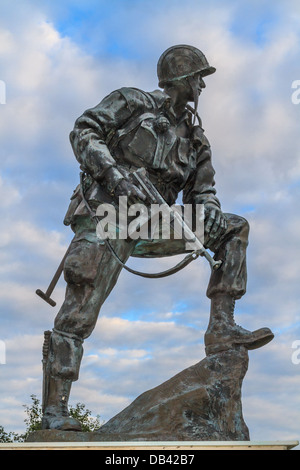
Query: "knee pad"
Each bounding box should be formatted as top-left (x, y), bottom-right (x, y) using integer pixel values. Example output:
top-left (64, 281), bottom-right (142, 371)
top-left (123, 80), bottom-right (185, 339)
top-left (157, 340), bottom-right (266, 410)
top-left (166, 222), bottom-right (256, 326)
top-left (64, 239), bottom-right (103, 285)
top-left (225, 213), bottom-right (250, 238)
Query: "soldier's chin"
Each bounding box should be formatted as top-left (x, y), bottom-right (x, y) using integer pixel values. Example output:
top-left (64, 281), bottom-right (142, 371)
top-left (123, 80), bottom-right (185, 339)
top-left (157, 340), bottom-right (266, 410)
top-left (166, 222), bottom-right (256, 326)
top-left (190, 92), bottom-right (201, 101)
top-left (188, 92), bottom-right (199, 103)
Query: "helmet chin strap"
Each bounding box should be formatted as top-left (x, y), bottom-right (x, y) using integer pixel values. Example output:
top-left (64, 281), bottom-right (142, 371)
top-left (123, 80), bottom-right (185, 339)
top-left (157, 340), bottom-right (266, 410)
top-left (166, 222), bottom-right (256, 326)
top-left (187, 76), bottom-right (199, 126)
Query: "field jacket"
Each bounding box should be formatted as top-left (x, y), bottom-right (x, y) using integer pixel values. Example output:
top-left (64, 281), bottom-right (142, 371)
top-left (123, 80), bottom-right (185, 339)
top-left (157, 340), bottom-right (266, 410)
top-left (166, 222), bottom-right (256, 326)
top-left (64, 87), bottom-right (221, 227)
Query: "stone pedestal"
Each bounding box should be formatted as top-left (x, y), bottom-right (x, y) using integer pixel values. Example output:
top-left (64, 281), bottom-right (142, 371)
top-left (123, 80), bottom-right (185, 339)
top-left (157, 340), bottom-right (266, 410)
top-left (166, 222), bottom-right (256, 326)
top-left (28, 346), bottom-right (251, 443)
top-left (93, 346), bottom-right (250, 442)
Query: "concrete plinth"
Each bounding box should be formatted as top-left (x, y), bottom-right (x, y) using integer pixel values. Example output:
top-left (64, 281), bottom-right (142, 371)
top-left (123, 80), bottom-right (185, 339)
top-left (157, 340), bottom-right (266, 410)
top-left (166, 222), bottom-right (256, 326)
top-left (0, 440), bottom-right (298, 450)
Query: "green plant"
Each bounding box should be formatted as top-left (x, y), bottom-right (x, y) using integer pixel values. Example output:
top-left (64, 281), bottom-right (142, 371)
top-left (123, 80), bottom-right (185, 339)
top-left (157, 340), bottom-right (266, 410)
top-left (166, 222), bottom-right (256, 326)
top-left (0, 395), bottom-right (104, 443)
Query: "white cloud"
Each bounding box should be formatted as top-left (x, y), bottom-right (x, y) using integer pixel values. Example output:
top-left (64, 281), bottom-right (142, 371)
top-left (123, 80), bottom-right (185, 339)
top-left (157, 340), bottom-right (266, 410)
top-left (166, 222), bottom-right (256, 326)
top-left (0, 28), bottom-right (15, 55)
top-left (0, 176), bottom-right (21, 207)
top-left (0, 220), bottom-right (66, 257)
top-left (92, 315), bottom-right (200, 350)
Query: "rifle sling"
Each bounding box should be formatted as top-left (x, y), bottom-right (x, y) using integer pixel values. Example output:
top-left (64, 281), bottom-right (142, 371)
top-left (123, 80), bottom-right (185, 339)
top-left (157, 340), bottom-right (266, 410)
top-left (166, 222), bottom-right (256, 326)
top-left (79, 172), bottom-right (199, 278)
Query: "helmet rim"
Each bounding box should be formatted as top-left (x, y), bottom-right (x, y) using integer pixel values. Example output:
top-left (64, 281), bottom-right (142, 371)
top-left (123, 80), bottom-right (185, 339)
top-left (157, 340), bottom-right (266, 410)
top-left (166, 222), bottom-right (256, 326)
top-left (157, 44), bottom-right (216, 88)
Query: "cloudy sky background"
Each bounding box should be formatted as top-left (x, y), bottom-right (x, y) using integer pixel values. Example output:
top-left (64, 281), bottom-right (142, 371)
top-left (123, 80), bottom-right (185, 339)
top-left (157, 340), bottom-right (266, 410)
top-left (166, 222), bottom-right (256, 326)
top-left (0, 0), bottom-right (299, 444)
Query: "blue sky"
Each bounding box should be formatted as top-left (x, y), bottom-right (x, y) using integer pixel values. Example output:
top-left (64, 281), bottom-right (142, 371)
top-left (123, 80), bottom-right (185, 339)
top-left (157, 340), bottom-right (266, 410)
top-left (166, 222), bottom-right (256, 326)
top-left (0, 0), bottom-right (299, 444)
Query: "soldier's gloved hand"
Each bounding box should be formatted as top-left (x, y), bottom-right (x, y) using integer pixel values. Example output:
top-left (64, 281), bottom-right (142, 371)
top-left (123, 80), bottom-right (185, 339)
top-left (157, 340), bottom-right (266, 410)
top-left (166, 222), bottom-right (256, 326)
top-left (204, 205), bottom-right (227, 249)
top-left (114, 179), bottom-right (147, 205)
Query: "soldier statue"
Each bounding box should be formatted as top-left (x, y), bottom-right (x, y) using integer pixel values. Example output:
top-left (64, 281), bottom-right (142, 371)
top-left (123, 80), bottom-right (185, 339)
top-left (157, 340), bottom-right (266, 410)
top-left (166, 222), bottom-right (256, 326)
top-left (41, 45), bottom-right (274, 430)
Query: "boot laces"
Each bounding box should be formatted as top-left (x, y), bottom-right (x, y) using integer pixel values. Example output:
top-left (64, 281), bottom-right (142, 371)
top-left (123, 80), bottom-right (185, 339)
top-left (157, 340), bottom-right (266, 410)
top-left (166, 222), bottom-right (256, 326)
top-left (230, 299), bottom-right (247, 331)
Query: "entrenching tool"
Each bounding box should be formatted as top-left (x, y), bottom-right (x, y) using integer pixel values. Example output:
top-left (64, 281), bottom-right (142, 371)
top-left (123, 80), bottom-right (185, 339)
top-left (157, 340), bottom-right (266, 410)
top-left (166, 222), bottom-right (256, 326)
top-left (36, 245), bottom-right (71, 307)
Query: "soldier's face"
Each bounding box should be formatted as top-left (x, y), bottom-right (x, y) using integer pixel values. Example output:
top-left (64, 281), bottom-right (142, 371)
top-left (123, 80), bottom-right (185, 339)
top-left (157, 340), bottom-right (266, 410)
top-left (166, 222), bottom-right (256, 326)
top-left (187, 73), bottom-right (206, 101)
top-left (176, 73), bottom-right (206, 103)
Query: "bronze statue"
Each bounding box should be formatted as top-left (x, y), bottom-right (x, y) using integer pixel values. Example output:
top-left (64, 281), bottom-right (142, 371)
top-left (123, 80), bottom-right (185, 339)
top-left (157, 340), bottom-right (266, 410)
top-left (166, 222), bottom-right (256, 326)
top-left (39, 45), bottom-right (274, 431)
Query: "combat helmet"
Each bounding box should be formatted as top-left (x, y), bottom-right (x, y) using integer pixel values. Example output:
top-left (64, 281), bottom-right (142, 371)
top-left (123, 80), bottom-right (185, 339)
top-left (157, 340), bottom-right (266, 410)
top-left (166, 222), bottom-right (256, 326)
top-left (157, 44), bottom-right (216, 88)
top-left (157, 45), bottom-right (216, 124)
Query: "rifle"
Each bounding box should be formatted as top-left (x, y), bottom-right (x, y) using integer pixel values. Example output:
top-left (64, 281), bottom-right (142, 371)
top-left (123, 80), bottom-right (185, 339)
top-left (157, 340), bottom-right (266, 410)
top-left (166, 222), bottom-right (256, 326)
top-left (131, 167), bottom-right (222, 272)
top-left (36, 168), bottom-right (222, 306)
top-left (91, 167), bottom-right (222, 277)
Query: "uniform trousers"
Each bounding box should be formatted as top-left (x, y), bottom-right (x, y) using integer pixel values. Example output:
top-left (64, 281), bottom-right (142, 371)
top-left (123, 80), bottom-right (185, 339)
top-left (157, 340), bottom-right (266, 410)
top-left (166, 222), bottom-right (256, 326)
top-left (49, 212), bottom-right (249, 380)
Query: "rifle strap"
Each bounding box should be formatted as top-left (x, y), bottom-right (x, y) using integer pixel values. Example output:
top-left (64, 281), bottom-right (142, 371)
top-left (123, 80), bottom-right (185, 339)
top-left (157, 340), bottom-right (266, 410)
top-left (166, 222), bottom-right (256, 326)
top-left (79, 172), bottom-right (199, 278)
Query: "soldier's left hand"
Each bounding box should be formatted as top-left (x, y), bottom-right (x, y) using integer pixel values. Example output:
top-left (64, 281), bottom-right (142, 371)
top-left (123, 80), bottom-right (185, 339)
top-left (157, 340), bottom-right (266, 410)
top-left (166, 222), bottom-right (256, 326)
top-left (204, 206), bottom-right (227, 248)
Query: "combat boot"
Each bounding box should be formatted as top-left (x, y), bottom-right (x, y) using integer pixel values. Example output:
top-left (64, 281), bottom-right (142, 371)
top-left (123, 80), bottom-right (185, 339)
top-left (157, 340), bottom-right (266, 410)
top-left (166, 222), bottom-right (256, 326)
top-left (41, 329), bottom-right (83, 431)
top-left (41, 375), bottom-right (82, 431)
top-left (205, 293), bottom-right (274, 355)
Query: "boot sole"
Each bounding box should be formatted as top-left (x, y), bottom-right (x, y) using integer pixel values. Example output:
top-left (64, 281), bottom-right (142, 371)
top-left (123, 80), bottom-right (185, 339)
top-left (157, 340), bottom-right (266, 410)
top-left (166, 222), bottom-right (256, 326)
top-left (42, 416), bottom-right (82, 432)
top-left (205, 328), bottom-right (274, 355)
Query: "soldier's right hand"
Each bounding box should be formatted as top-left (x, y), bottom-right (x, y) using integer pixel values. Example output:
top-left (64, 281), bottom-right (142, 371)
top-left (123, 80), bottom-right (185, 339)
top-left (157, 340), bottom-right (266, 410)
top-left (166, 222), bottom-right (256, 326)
top-left (114, 179), bottom-right (147, 204)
